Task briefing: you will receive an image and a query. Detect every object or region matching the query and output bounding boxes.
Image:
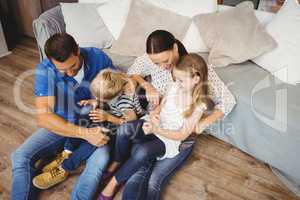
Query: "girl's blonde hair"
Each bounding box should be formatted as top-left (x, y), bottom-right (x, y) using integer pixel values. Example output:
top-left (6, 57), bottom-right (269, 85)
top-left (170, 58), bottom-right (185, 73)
top-left (174, 53), bottom-right (214, 118)
top-left (90, 69), bottom-right (128, 100)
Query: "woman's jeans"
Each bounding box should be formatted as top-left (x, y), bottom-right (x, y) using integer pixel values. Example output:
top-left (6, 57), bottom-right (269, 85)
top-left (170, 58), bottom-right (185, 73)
top-left (11, 128), bottom-right (110, 200)
top-left (120, 123), bottom-right (195, 200)
top-left (114, 120), bottom-right (165, 183)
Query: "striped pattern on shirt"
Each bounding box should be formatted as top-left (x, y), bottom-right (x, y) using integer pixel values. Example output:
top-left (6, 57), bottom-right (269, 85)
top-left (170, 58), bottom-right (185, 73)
top-left (107, 93), bottom-right (145, 118)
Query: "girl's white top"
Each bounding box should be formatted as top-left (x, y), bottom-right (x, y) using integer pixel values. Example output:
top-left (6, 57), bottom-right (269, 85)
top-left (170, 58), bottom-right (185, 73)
top-left (156, 82), bottom-right (206, 160)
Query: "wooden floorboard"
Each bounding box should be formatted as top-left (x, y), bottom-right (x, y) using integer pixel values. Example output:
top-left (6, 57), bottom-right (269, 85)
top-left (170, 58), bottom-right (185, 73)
top-left (0, 37), bottom-right (298, 200)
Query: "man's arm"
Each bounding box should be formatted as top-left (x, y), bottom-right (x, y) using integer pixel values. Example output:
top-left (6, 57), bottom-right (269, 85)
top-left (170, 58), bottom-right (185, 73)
top-left (36, 96), bottom-right (109, 146)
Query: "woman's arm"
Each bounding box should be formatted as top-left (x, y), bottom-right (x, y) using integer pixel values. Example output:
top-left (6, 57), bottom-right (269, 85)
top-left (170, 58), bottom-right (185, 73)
top-left (193, 64), bottom-right (237, 134)
top-left (195, 109), bottom-right (224, 134)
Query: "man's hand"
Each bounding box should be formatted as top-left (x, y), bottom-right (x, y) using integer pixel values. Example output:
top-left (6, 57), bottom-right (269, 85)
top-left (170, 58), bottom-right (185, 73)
top-left (78, 99), bottom-right (99, 110)
top-left (89, 109), bottom-right (109, 122)
top-left (83, 127), bottom-right (110, 147)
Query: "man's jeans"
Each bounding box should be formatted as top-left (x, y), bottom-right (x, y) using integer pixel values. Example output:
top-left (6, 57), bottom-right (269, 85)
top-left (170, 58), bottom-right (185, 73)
top-left (11, 128), bottom-right (110, 200)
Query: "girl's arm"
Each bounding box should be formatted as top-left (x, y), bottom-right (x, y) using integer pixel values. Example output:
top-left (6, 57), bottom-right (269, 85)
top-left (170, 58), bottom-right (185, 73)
top-left (144, 104), bottom-right (206, 141)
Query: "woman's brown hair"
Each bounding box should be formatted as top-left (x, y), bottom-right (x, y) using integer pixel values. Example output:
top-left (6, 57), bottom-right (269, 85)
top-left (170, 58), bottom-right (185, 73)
top-left (146, 30), bottom-right (187, 57)
top-left (174, 53), bottom-right (214, 117)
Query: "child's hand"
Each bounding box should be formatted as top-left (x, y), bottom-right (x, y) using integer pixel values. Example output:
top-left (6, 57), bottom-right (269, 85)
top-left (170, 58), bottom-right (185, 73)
top-left (89, 109), bottom-right (109, 122)
top-left (78, 99), bottom-right (98, 110)
top-left (142, 122), bottom-right (154, 135)
top-left (143, 121), bottom-right (159, 135)
top-left (149, 113), bottom-right (160, 124)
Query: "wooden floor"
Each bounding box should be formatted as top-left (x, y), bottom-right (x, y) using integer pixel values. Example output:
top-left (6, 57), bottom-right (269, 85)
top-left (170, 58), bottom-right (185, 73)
top-left (0, 38), bottom-right (299, 200)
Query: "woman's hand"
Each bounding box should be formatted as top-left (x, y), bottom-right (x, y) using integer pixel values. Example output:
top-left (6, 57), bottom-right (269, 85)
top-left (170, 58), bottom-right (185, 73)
top-left (78, 99), bottom-right (98, 110)
top-left (89, 109), bottom-right (109, 122)
top-left (144, 83), bottom-right (160, 108)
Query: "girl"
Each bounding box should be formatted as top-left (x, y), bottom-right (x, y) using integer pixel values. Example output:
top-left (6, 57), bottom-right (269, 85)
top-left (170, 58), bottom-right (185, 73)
top-left (98, 54), bottom-right (215, 200)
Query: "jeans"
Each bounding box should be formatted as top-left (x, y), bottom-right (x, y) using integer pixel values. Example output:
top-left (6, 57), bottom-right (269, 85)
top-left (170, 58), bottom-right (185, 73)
top-left (11, 128), bottom-right (110, 200)
top-left (114, 120), bottom-right (165, 183)
top-left (62, 139), bottom-right (97, 172)
top-left (62, 120), bottom-right (117, 172)
top-left (122, 138), bottom-right (194, 200)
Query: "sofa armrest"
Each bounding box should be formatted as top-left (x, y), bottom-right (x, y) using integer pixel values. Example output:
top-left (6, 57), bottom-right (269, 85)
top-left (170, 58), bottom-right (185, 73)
top-left (32, 6), bottom-right (65, 61)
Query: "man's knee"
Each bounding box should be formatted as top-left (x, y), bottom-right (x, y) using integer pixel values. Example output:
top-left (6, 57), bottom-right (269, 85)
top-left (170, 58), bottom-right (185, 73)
top-left (11, 148), bottom-right (30, 168)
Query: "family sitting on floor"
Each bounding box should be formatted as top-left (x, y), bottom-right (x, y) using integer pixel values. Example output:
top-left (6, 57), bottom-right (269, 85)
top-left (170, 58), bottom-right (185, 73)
top-left (11, 30), bottom-right (235, 200)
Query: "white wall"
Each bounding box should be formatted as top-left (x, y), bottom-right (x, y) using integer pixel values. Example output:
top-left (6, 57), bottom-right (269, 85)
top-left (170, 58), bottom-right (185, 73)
top-left (0, 20), bottom-right (11, 58)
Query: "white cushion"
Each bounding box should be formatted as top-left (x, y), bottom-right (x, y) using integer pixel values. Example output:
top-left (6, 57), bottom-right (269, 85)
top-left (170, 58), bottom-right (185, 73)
top-left (61, 3), bottom-right (113, 49)
top-left (97, 0), bottom-right (132, 40)
top-left (218, 5), bottom-right (275, 26)
top-left (252, 0), bottom-right (300, 85)
top-left (145, 0), bottom-right (218, 17)
top-left (78, 0), bottom-right (109, 3)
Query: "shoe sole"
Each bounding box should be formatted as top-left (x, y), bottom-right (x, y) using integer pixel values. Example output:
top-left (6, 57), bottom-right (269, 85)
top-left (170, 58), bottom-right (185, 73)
top-left (32, 176), bottom-right (68, 190)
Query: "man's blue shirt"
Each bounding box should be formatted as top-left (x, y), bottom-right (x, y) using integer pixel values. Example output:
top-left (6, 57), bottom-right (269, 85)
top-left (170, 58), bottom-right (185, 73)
top-left (34, 47), bottom-right (114, 123)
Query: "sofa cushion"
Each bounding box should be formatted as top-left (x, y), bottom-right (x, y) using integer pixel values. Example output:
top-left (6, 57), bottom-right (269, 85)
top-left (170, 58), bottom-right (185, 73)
top-left (109, 0), bottom-right (191, 57)
top-left (193, 1), bottom-right (277, 67)
top-left (61, 3), bottom-right (114, 49)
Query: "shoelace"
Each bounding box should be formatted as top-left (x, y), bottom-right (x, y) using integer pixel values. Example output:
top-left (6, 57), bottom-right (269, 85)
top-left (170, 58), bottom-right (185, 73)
top-left (55, 153), bottom-right (66, 164)
top-left (49, 167), bottom-right (64, 178)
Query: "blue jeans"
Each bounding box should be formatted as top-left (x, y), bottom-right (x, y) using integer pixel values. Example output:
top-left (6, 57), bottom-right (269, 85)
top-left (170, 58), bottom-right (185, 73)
top-left (122, 138), bottom-right (194, 200)
top-left (114, 120), bottom-right (165, 183)
top-left (62, 139), bottom-right (97, 171)
top-left (11, 128), bottom-right (110, 200)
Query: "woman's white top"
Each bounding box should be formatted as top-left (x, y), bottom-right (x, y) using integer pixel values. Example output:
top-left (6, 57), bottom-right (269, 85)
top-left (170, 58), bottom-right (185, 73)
top-left (127, 53), bottom-right (236, 116)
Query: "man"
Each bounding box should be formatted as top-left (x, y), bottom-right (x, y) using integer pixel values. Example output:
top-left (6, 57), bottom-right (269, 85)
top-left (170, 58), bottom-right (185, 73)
top-left (11, 33), bottom-right (114, 200)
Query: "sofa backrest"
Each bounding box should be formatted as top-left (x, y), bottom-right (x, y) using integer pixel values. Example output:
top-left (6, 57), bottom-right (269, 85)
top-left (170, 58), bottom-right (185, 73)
top-left (32, 6), bottom-right (65, 61)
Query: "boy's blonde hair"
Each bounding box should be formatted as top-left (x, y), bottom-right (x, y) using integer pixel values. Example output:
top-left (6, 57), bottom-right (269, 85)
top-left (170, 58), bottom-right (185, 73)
top-left (90, 69), bottom-right (128, 101)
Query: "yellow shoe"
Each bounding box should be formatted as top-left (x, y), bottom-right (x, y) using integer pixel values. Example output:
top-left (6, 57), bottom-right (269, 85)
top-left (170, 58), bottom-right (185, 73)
top-left (42, 151), bottom-right (71, 172)
top-left (32, 166), bottom-right (69, 189)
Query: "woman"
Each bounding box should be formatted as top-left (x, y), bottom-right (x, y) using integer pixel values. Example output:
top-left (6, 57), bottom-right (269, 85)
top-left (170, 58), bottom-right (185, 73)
top-left (102, 30), bottom-right (236, 200)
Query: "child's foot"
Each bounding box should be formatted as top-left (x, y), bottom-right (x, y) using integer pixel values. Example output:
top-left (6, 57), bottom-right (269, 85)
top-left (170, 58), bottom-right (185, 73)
top-left (32, 166), bottom-right (69, 189)
top-left (42, 151), bottom-right (71, 172)
top-left (97, 193), bottom-right (113, 200)
top-left (98, 177), bottom-right (118, 199)
top-left (102, 162), bottom-right (120, 182)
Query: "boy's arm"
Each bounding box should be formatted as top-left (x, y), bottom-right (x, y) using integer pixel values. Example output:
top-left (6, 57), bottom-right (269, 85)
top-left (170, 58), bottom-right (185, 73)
top-left (122, 110), bottom-right (138, 122)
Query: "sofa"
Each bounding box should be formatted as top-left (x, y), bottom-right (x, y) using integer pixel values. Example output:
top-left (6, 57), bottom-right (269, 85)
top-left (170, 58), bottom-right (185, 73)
top-left (32, 5), bottom-right (300, 197)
